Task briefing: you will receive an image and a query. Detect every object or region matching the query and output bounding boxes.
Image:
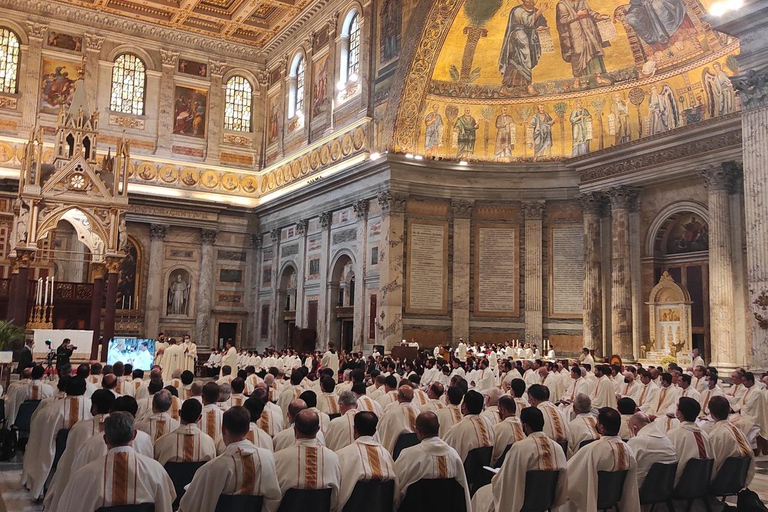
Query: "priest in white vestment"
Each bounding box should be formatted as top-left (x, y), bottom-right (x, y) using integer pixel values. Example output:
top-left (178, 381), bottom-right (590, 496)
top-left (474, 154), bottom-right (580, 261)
top-left (635, 372), bottom-right (660, 411)
top-left (23, 377), bottom-right (92, 500)
top-left (336, 411), bottom-right (397, 509)
top-left (325, 391), bottom-right (360, 452)
top-left (220, 340), bottom-right (238, 379)
top-left (528, 384), bottom-right (570, 445)
top-left (491, 395), bottom-right (525, 465)
top-left (161, 340), bottom-right (185, 382)
top-left (317, 377), bottom-right (341, 415)
top-left (270, 410), bottom-right (342, 511)
top-left (272, 399), bottom-right (326, 451)
top-left (567, 394), bottom-right (600, 457)
top-left (435, 386), bottom-right (464, 438)
top-left (707, 396), bottom-right (756, 485)
top-left (471, 407), bottom-right (567, 512)
top-left (135, 389), bottom-right (180, 442)
top-left (481, 388), bottom-right (503, 426)
top-left (394, 411), bottom-right (471, 511)
top-left (444, 390), bottom-right (495, 461)
top-left (321, 343), bottom-right (340, 382)
top-left (667, 397), bottom-right (713, 484)
top-left (559, 366), bottom-right (590, 406)
top-left (591, 365), bottom-right (618, 409)
top-left (198, 382), bottom-right (224, 441)
top-left (377, 386), bottom-right (418, 453)
top-left (154, 399), bottom-right (216, 465)
top-left (253, 386), bottom-right (284, 437)
top-left (7, 365), bottom-right (53, 425)
top-left (44, 389), bottom-right (116, 512)
top-left (626, 413), bottom-right (677, 488)
top-left (566, 408), bottom-right (641, 512)
top-left (700, 375), bottom-right (725, 417)
top-left (57, 412), bottom-right (175, 512)
top-left (178, 407), bottom-right (281, 512)
top-left (277, 372), bottom-right (305, 423)
top-left (733, 372), bottom-right (768, 442)
top-left (648, 373), bottom-right (681, 416)
top-left (181, 335), bottom-right (197, 373)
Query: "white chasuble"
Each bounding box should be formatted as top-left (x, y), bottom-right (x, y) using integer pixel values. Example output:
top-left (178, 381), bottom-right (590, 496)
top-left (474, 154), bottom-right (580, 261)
top-left (709, 420), bottom-right (755, 485)
top-left (378, 403), bottom-right (418, 453)
top-left (336, 436), bottom-right (396, 509)
top-left (443, 414), bottom-right (495, 461)
top-left (154, 423), bottom-right (217, 465)
top-left (667, 421), bottom-right (713, 484)
top-left (270, 438), bottom-right (342, 512)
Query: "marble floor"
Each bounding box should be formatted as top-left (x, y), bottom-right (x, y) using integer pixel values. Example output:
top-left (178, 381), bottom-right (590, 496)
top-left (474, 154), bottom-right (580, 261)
top-left (0, 456), bottom-right (766, 511)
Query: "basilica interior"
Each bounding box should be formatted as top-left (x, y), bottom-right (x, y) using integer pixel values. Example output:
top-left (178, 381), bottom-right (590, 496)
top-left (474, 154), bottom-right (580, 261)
top-left (0, 0), bottom-right (766, 372)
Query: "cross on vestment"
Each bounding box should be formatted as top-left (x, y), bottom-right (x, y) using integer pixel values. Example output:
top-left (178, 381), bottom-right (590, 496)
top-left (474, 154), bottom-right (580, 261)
top-left (677, 74), bottom-right (703, 106)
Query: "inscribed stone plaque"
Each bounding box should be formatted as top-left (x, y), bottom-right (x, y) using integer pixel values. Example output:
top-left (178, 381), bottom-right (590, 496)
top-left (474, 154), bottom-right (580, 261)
top-left (407, 223), bottom-right (447, 312)
top-left (281, 244), bottom-right (299, 258)
top-left (219, 269), bottom-right (243, 283)
top-left (550, 225), bottom-right (584, 317)
top-left (476, 227), bottom-right (517, 314)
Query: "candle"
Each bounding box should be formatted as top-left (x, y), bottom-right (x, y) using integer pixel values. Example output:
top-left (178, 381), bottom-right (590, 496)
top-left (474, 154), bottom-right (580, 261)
top-left (44, 277), bottom-right (49, 306)
top-left (128, 296), bottom-right (132, 310)
top-left (36, 278), bottom-right (40, 305)
top-left (50, 276), bottom-right (54, 306)
top-left (122, 296), bottom-right (126, 309)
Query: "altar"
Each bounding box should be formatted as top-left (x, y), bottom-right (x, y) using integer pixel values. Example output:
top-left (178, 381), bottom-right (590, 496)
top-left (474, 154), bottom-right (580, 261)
top-left (642, 272), bottom-right (693, 366)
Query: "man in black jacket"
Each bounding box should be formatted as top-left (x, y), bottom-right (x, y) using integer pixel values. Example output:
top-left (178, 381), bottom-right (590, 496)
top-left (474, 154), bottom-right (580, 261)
top-left (16, 338), bottom-right (34, 374)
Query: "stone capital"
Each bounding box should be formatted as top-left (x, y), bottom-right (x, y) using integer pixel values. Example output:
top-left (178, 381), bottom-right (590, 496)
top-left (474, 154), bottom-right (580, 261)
top-left (700, 164), bottom-right (738, 192)
top-left (201, 229), bottom-right (218, 245)
top-left (209, 61), bottom-right (227, 76)
top-left (26, 22), bottom-right (47, 41)
top-left (84, 34), bottom-right (105, 52)
top-left (451, 199), bottom-right (474, 219)
top-left (270, 228), bottom-right (281, 243)
top-left (105, 255), bottom-right (122, 274)
top-left (11, 249), bottom-right (36, 273)
top-left (251, 233), bottom-right (263, 249)
top-left (91, 262), bottom-right (107, 280)
top-left (149, 224), bottom-right (168, 241)
top-left (608, 186), bottom-right (640, 211)
top-left (378, 191), bottom-right (407, 214)
top-left (160, 49), bottom-right (179, 67)
top-left (522, 200), bottom-right (546, 220)
top-left (296, 219), bottom-right (309, 235)
top-left (256, 69), bottom-right (270, 89)
top-left (730, 67), bottom-right (768, 111)
top-left (319, 212), bottom-right (331, 229)
top-left (579, 192), bottom-right (607, 215)
top-left (353, 199), bottom-right (370, 219)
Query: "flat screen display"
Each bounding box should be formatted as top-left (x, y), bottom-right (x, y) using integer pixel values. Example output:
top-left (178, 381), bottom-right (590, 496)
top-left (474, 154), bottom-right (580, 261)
top-left (107, 338), bottom-right (156, 370)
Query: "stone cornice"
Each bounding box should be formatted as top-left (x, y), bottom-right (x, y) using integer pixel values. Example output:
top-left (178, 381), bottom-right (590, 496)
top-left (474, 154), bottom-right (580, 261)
top-left (4, 0), bottom-right (264, 60)
top-left (263, 0), bottom-right (332, 58)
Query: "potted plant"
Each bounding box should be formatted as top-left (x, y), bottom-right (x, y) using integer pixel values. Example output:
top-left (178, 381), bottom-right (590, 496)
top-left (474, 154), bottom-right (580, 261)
top-left (0, 320), bottom-right (25, 351)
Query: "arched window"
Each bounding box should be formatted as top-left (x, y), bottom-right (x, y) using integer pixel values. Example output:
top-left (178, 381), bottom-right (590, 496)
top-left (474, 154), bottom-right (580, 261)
top-left (110, 54), bottom-right (146, 116)
top-left (0, 28), bottom-right (20, 94)
top-left (288, 54), bottom-right (306, 119)
top-left (339, 11), bottom-right (362, 87)
top-left (224, 75), bottom-right (253, 132)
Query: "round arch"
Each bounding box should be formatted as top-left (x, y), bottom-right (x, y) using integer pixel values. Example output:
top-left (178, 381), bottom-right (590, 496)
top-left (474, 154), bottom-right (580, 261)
top-left (107, 46), bottom-right (156, 71)
top-left (330, 248), bottom-right (356, 276)
top-left (223, 69), bottom-right (258, 90)
top-left (37, 206), bottom-right (109, 254)
top-left (645, 201), bottom-right (709, 256)
top-left (0, 22), bottom-right (28, 46)
top-left (165, 264), bottom-right (195, 317)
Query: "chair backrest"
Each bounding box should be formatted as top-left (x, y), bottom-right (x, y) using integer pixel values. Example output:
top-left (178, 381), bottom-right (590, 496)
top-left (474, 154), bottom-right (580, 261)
top-left (0, 398), bottom-right (6, 424)
top-left (710, 456), bottom-right (751, 497)
top-left (14, 400), bottom-right (41, 432)
top-left (463, 446), bottom-right (493, 496)
top-left (343, 479), bottom-right (395, 512)
top-left (95, 504), bottom-right (155, 512)
top-left (164, 461), bottom-right (207, 506)
top-left (52, 429), bottom-right (70, 473)
top-left (557, 440), bottom-right (568, 456)
top-left (329, 413), bottom-right (341, 420)
top-left (596, 470), bottom-right (628, 510)
top-left (392, 432), bottom-right (419, 461)
top-left (494, 444), bottom-right (512, 469)
top-left (399, 479), bottom-right (467, 512)
top-left (520, 470), bottom-right (560, 512)
top-left (579, 438), bottom-right (597, 449)
top-left (277, 488), bottom-right (332, 512)
top-left (673, 458), bottom-right (713, 500)
top-left (639, 462), bottom-right (678, 505)
top-left (215, 494), bottom-right (265, 512)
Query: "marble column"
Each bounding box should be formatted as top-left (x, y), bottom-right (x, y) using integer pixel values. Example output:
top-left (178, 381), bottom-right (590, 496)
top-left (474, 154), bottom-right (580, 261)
top-left (247, 234), bottom-right (262, 347)
top-left (701, 164), bottom-right (737, 367)
top-left (451, 200), bottom-right (472, 343)
top-left (580, 192), bottom-right (604, 355)
top-left (295, 220), bottom-right (309, 326)
top-left (157, 51), bottom-right (179, 155)
top-left (83, 35), bottom-right (105, 113)
top-left (268, 228), bottom-right (281, 345)
top-left (206, 62), bottom-right (226, 164)
top-left (729, 172), bottom-right (748, 367)
top-left (608, 187), bottom-right (639, 360)
top-left (144, 224), bottom-right (168, 337)
top-left (326, 14), bottom-right (340, 133)
top-left (523, 201), bottom-right (545, 344)
top-left (377, 192), bottom-right (407, 352)
top-left (101, 256), bottom-right (121, 362)
top-left (21, 23), bottom-right (46, 130)
top-left (89, 263), bottom-right (106, 359)
top-left (10, 249), bottom-right (34, 327)
top-left (352, 200), bottom-right (370, 351)
top-left (316, 213), bottom-right (332, 349)
top-left (195, 229), bottom-right (217, 347)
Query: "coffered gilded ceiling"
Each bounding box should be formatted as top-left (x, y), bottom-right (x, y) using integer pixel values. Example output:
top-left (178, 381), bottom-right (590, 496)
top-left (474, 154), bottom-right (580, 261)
top-left (49, 0), bottom-right (313, 47)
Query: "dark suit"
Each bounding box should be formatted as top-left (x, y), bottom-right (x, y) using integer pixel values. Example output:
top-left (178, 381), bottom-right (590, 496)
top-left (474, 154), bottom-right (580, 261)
top-left (16, 346), bottom-right (33, 374)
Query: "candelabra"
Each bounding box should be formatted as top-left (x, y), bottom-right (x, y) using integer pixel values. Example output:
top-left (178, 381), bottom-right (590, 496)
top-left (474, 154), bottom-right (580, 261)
top-left (116, 303), bottom-right (142, 335)
top-left (27, 303), bottom-right (53, 329)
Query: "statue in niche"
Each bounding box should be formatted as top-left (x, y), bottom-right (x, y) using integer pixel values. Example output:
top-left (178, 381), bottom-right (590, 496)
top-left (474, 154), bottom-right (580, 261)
top-left (167, 271), bottom-right (191, 315)
top-left (15, 199), bottom-right (30, 244)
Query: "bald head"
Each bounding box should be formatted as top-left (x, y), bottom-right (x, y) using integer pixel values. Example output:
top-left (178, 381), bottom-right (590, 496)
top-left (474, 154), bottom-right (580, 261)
top-left (264, 374), bottom-right (275, 386)
top-left (102, 373), bottom-right (117, 390)
top-left (415, 411), bottom-right (439, 440)
top-left (397, 385), bottom-right (414, 403)
top-left (288, 399), bottom-right (307, 422)
top-left (486, 387), bottom-right (503, 406)
top-left (628, 412), bottom-right (652, 436)
top-left (172, 369), bottom-right (182, 379)
top-left (294, 409), bottom-right (320, 439)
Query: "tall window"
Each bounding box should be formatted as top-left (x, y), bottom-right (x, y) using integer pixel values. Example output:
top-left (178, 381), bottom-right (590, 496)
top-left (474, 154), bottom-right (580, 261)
top-left (224, 75), bottom-right (252, 132)
top-left (295, 57), bottom-right (305, 116)
top-left (347, 14), bottom-right (360, 79)
top-left (0, 29), bottom-right (20, 94)
top-left (110, 54), bottom-right (146, 116)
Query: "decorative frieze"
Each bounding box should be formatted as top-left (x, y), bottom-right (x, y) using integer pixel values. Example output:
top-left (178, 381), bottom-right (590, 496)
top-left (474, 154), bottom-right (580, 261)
top-left (109, 114), bottom-right (145, 130)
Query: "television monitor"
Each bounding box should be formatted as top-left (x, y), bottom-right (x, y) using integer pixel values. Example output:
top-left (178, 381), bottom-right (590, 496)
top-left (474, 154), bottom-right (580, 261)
top-left (107, 338), bottom-right (156, 370)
